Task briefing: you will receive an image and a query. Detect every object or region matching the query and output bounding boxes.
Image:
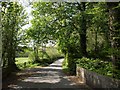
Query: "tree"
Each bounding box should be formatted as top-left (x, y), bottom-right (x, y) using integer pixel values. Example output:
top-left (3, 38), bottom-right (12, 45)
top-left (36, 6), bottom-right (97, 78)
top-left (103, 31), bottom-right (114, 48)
top-left (77, 2), bottom-right (87, 57)
top-left (26, 3), bottom-right (53, 62)
top-left (1, 2), bottom-right (27, 71)
top-left (107, 2), bottom-right (120, 77)
top-left (87, 3), bottom-right (109, 59)
top-left (30, 2), bottom-right (120, 76)
top-left (31, 2), bottom-right (86, 74)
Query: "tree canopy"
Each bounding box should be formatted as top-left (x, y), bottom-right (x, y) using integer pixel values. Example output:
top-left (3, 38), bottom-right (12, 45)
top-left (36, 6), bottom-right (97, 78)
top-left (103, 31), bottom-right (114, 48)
top-left (1, 1), bottom-right (120, 79)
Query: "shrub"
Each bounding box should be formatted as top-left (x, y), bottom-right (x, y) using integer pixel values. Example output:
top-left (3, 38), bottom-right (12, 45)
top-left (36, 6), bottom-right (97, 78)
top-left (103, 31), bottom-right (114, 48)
top-left (62, 58), bottom-right (69, 75)
top-left (76, 57), bottom-right (113, 78)
top-left (62, 53), bottom-right (76, 75)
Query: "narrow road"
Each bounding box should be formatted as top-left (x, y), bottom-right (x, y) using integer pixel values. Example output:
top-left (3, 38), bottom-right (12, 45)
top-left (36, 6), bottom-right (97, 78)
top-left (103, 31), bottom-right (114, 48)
top-left (5, 58), bottom-right (90, 90)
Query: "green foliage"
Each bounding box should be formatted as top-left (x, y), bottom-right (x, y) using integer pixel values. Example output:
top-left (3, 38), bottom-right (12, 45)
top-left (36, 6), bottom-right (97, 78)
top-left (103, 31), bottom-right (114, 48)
top-left (15, 57), bottom-right (30, 64)
top-left (16, 47), bottom-right (63, 69)
top-left (28, 46), bottom-right (63, 64)
top-left (31, 2), bottom-right (82, 57)
top-left (86, 3), bottom-right (110, 60)
top-left (30, 2), bottom-right (120, 76)
top-left (62, 58), bottom-right (69, 75)
top-left (107, 2), bottom-right (120, 72)
top-left (15, 57), bottom-right (35, 69)
top-left (0, 28), bottom-right (1, 67)
top-left (1, 1), bottom-right (120, 80)
top-left (62, 52), bottom-right (76, 75)
top-left (16, 60), bottom-right (39, 70)
top-left (67, 57), bottom-right (76, 75)
top-left (16, 47), bottom-right (31, 57)
top-left (76, 57), bottom-right (120, 79)
top-left (1, 2), bottom-right (27, 70)
top-left (46, 47), bottom-right (64, 59)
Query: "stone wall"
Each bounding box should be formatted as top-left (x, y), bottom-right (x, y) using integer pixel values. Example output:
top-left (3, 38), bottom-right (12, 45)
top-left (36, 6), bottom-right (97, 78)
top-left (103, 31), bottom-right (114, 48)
top-left (76, 66), bottom-right (120, 88)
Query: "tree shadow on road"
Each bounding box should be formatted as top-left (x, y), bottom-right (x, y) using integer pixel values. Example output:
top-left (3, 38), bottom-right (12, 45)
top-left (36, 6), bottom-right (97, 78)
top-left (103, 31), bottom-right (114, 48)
top-left (2, 59), bottom-right (90, 90)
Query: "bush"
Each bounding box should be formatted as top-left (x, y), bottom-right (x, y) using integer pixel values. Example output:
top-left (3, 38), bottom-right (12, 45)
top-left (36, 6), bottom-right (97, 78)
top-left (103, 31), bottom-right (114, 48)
top-left (62, 53), bottom-right (76, 75)
top-left (76, 57), bottom-right (113, 78)
top-left (46, 47), bottom-right (64, 59)
top-left (62, 58), bottom-right (69, 75)
top-left (27, 47), bottom-right (64, 67)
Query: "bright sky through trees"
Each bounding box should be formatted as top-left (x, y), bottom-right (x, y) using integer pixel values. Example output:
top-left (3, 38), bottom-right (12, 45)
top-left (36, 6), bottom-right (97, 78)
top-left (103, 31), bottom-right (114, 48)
top-left (19, 0), bottom-right (33, 30)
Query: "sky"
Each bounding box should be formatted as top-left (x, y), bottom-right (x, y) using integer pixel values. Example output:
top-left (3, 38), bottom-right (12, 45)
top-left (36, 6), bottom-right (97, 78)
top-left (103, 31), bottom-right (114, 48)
top-left (19, 0), bottom-right (33, 30)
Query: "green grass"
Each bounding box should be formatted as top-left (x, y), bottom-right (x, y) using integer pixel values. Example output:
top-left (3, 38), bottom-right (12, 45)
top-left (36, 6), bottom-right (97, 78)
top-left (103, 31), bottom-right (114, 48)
top-left (15, 57), bottom-right (30, 64)
top-left (15, 57), bottom-right (40, 69)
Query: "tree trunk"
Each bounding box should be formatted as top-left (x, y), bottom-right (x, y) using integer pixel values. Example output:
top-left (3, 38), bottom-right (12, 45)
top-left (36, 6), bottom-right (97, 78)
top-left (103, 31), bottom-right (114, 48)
top-left (78, 2), bottom-right (87, 57)
top-left (107, 2), bottom-right (120, 77)
top-left (7, 34), bottom-right (18, 70)
top-left (66, 49), bottom-right (76, 75)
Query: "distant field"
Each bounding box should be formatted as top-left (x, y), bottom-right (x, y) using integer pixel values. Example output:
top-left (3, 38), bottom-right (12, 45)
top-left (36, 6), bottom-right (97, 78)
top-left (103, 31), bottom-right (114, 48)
top-left (15, 57), bottom-right (30, 64)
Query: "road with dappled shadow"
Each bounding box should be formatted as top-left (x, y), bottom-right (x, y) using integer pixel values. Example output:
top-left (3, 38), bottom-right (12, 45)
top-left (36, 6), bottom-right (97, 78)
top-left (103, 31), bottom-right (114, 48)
top-left (5, 58), bottom-right (91, 90)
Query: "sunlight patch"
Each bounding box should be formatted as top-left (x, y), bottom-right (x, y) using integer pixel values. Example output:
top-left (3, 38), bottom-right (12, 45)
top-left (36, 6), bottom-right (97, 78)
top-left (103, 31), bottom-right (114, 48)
top-left (8, 84), bottom-right (23, 89)
top-left (23, 76), bottom-right (61, 83)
